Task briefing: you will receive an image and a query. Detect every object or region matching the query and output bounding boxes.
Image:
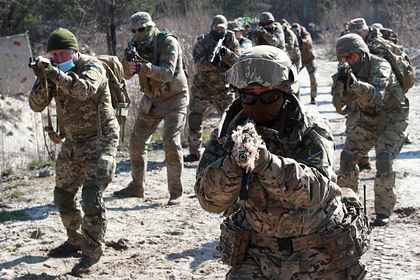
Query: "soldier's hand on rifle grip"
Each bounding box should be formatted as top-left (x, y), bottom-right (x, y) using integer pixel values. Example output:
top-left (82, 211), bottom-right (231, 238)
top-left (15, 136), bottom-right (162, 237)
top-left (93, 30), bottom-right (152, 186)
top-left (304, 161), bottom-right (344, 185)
top-left (219, 46), bottom-right (227, 56)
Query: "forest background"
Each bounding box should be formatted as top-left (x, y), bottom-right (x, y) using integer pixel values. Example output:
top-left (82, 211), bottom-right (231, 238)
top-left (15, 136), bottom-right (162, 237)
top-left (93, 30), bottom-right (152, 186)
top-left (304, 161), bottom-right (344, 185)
top-left (0, 0), bottom-right (419, 169)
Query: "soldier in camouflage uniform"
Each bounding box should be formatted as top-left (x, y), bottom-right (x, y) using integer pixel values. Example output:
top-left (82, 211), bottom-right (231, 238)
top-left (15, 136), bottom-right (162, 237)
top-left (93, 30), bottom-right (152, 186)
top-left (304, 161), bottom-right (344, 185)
top-left (332, 34), bottom-right (409, 226)
top-left (184, 15), bottom-right (240, 162)
top-left (29, 28), bottom-right (119, 275)
top-left (228, 21), bottom-right (253, 50)
top-left (113, 12), bottom-right (189, 205)
top-left (292, 23), bottom-right (318, 104)
top-left (195, 46), bottom-right (368, 279)
top-left (251, 13), bottom-right (301, 70)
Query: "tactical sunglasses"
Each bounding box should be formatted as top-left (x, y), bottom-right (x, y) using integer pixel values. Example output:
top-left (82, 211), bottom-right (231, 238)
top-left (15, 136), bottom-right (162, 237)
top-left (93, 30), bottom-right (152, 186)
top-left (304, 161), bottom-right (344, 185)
top-left (341, 53), bottom-right (359, 62)
top-left (259, 21), bottom-right (273, 27)
top-left (131, 27), bottom-right (146, 33)
top-left (239, 89), bottom-right (283, 105)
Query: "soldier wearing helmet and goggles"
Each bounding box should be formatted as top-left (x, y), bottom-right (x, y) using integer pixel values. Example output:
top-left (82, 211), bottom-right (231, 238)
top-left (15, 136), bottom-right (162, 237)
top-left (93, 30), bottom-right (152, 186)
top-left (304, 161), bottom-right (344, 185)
top-left (195, 45), bottom-right (369, 279)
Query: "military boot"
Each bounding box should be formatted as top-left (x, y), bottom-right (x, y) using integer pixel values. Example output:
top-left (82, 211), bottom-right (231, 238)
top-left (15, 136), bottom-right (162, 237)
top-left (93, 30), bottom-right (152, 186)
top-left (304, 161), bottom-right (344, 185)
top-left (113, 182), bottom-right (144, 198)
top-left (168, 193), bottom-right (183, 205)
top-left (373, 214), bottom-right (390, 226)
top-left (71, 256), bottom-right (100, 276)
top-left (48, 241), bottom-right (81, 258)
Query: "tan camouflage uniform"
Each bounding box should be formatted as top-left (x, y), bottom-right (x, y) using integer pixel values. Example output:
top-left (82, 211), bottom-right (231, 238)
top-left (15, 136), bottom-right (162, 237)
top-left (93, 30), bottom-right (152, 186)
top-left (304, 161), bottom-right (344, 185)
top-left (187, 22), bottom-right (240, 157)
top-left (29, 53), bottom-right (119, 263)
top-left (333, 37), bottom-right (409, 217)
top-left (122, 28), bottom-right (189, 199)
top-left (195, 96), bottom-right (366, 279)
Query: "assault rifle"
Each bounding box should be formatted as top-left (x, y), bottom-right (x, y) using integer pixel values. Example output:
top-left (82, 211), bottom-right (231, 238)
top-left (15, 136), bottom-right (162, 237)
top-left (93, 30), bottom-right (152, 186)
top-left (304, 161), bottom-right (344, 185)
top-left (231, 121), bottom-right (263, 200)
top-left (210, 37), bottom-right (226, 67)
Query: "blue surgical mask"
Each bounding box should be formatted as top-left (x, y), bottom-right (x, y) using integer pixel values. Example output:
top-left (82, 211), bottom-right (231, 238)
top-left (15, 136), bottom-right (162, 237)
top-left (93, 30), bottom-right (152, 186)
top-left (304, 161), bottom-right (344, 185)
top-left (55, 58), bottom-right (75, 72)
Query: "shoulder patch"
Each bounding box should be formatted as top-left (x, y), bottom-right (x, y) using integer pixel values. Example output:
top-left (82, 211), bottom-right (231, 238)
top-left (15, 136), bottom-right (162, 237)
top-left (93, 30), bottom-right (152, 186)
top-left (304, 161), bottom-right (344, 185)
top-left (85, 68), bottom-right (100, 80)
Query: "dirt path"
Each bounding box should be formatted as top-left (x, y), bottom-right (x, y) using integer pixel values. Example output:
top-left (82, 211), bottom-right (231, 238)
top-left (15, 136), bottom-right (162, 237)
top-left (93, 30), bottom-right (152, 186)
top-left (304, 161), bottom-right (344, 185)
top-left (1, 57), bottom-right (419, 280)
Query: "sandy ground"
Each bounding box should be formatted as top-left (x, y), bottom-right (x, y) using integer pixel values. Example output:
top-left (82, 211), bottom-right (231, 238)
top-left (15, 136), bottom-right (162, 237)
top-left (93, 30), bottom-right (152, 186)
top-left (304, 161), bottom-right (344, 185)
top-left (1, 57), bottom-right (419, 280)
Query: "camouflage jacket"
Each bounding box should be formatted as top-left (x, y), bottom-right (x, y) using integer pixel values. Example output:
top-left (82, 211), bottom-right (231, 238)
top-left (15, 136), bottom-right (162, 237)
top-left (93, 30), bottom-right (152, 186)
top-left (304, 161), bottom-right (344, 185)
top-left (283, 26), bottom-right (302, 69)
top-left (122, 30), bottom-right (189, 103)
top-left (331, 52), bottom-right (405, 117)
top-left (29, 54), bottom-right (119, 142)
top-left (194, 97), bottom-right (344, 238)
top-left (250, 22), bottom-right (285, 49)
top-left (193, 31), bottom-right (240, 89)
top-left (299, 26), bottom-right (315, 64)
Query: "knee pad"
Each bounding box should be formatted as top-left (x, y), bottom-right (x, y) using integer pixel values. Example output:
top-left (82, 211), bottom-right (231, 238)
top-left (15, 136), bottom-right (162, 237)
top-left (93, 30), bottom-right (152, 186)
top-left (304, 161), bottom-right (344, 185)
top-left (53, 187), bottom-right (76, 213)
top-left (188, 112), bottom-right (202, 131)
top-left (82, 187), bottom-right (104, 217)
top-left (376, 152), bottom-right (393, 174)
top-left (340, 150), bottom-right (357, 172)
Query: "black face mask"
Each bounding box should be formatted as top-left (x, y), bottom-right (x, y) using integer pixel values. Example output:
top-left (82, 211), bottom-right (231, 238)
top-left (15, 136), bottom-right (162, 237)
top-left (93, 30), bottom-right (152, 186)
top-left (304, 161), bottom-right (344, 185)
top-left (210, 30), bottom-right (227, 41)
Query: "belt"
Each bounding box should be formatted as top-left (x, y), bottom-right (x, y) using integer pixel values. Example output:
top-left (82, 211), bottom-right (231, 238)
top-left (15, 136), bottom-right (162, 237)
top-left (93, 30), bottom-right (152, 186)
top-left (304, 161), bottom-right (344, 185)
top-left (250, 231), bottom-right (324, 252)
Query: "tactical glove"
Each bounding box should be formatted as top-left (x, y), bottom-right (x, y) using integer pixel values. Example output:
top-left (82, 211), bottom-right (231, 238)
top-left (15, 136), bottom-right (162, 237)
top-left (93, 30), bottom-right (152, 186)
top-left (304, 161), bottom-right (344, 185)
top-left (32, 57), bottom-right (56, 79)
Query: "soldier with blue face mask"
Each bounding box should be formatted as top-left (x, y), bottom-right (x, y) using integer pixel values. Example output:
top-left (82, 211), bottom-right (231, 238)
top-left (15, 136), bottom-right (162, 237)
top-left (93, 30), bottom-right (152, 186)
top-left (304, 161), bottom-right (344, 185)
top-left (29, 28), bottom-right (119, 276)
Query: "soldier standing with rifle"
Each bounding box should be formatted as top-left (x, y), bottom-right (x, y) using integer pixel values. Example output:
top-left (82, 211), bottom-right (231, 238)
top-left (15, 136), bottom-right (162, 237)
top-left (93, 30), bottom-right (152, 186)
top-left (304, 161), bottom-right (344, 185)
top-left (29, 28), bottom-right (119, 276)
top-left (332, 34), bottom-right (409, 226)
top-left (195, 45), bottom-right (370, 279)
top-left (184, 15), bottom-right (240, 162)
top-left (113, 12), bottom-right (189, 205)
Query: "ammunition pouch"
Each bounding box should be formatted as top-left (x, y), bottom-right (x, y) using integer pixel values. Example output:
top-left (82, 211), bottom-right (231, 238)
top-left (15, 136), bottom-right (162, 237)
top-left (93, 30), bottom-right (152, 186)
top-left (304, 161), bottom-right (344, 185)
top-left (320, 194), bottom-right (371, 270)
top-left (217, 209), bottom-right (251, 267)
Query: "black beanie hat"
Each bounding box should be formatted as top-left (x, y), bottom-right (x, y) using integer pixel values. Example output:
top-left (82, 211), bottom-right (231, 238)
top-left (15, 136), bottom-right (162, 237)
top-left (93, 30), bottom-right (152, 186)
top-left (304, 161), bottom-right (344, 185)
top-left (47, 28), bottom-right (79, 52)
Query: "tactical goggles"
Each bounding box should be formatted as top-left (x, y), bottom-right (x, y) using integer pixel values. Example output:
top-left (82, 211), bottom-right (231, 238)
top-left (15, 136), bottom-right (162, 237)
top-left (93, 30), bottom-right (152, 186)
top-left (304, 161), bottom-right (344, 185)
top-left (239, 89), bottom-right (283, 105)
top-left (341, 53), bottom-right (359, 62)
top-left (131, 27), bottom-right (146, 33)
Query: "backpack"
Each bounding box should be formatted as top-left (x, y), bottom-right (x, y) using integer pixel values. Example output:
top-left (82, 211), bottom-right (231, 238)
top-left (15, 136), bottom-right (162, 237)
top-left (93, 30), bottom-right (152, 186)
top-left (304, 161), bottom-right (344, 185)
top-left (96, 55), bottom-right (131, 141)
top-left (368, 38), bottom-right (415, 94)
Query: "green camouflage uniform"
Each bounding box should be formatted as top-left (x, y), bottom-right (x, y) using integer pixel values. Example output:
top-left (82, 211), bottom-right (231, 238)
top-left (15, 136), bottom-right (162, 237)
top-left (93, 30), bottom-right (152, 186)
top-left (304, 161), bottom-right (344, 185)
top-left (122, 29), bottom-right (189, 197)
top-left (195, 95), bottom-right (366, 279)
top-left (29, 54), bottom-right (119, 262)
top-left (188, 31), bottom-right (240, 156)
top-left (334, 52), bottom-right (409, 216)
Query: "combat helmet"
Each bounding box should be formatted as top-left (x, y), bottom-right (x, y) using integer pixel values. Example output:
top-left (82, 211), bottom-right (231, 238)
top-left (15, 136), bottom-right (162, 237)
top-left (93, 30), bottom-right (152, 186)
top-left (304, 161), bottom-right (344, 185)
top-left (129, 12), bottom-right (156, 30)
top-left (228, 21), bottom-right (243, 32)
top-left (226, 45), bottom-right (299, 94)
top-left (260, 12), bottom-right (275, 23)
top-left (336, 33), bottom-right (369, 58)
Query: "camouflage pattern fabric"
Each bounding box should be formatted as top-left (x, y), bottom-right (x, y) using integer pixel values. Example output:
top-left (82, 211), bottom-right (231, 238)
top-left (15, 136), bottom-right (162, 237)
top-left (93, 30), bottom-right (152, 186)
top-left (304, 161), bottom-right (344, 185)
top-left (187, 30), bottom-right (240, 155)
top-left (298, 26), bottom-right (317, 98)
top-left (195, 94), bottom-right (366, 278)
top-left (129, 93), bottom-right (188, 196)
top-left (122, 28), bottom-right (189, 196)
top-left (336, 52), bottom-right (409, 216)
top-left (282, 25), bottom-right (302, 69)
top-left (29, 53), bottom-right (119, 262)
top-left (250, 22), bottom-right (285, 49)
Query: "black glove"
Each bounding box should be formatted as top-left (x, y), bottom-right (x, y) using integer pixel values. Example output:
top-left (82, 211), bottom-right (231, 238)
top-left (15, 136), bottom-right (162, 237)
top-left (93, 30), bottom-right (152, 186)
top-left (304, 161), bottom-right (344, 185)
top-left (211, 54), bottom-right (221, 67)
top-left (219, 46), bottom-right (227, 56)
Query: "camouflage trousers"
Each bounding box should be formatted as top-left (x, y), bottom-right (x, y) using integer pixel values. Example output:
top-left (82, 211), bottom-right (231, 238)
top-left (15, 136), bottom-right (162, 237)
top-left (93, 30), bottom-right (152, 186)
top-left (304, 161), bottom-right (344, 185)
top-left (54, 135), bottom-right (118, 261)
top-left (226, 245), bottom-right (365, 279)
top-left (187, 85), bottom-right (234, 155)
top-left (129, 96), bottom-right (187, 196)
top-left (302, 59), bottom-right (317, 98)
top-left (337, 104), bottom-right (409, 215)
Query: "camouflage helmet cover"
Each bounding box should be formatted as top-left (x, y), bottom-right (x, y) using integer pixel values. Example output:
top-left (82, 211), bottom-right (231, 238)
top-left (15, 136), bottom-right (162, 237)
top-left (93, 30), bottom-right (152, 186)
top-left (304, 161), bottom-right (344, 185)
top-left (212, 15), bottom-right (228, 29)
top-left (371, 23), bottom-right (384, 30)
top-left (348, 18), bottom-right (368, 33)
top-left (260, 12), bottom-right (275, 22)
top-left (227, 45), bottom-right (299, 93)
top-left (129, 12), bottom-right (156, 30)
top-left (336, 33), bottom-right (369, 58)
top-left (228, 21), bottom-right (243, 31)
